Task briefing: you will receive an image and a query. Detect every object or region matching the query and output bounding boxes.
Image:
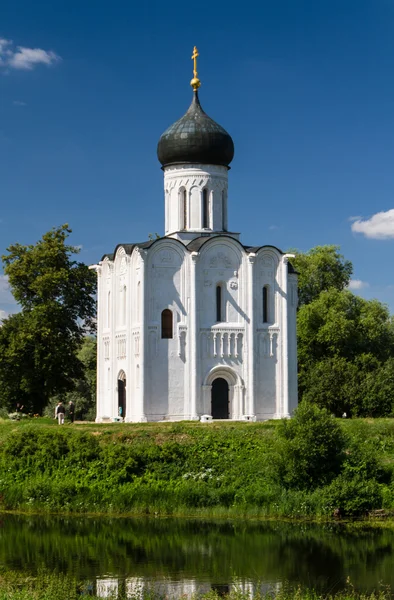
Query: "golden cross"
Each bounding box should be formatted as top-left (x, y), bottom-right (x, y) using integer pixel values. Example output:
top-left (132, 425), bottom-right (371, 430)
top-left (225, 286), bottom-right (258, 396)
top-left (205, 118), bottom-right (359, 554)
top-left (191, 46), bottom-right (199, 79)
top-left (190, 46), bottom-right (201, 90)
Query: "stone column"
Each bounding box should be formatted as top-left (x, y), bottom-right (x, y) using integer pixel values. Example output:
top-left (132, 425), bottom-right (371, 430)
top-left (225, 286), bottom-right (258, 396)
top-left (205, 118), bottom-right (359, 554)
top-left (281, 255), bottom-right (290, 418)
top-left (137, 249), bottom-right (147, 422)
top-left (202, 384), bottom-right (212, 415)
top-left (247, 253), bottom-right (256, 417)
top-left (90, 264), bottom-right (102, 422)
top-left (232, 384), bottom-right (242, 419)
top-left (190, 252), bottom-right (199, 419)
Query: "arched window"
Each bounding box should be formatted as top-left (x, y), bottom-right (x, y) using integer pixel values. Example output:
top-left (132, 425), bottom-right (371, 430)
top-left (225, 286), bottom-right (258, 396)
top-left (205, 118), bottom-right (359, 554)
top-left (161, 309), bottom-right (173, 339)
top-left (216, 285), bottom-right (223, 322)
top-left (182, 189), bottom-right (187, 230)
top-left (202, 189), bottom-right (209, 228)
top-left (263, 286), bottom-right (269, 323)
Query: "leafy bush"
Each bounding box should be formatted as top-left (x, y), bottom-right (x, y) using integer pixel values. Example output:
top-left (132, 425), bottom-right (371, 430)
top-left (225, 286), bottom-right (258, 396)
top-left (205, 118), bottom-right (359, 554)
top-left (0, 408), bottom-right (9, 419)
top-left (320, 476), bottom-right (382, 517)
top-left (0, 419), bottom-right (392, 519)
top-left (342, 435), bottom-right (385, 482)
top-left (272, 403), bottom-right (346, 490)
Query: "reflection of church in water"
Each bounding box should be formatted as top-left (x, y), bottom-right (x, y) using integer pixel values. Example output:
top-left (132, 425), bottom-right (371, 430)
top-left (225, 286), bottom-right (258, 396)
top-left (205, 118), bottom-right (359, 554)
top-left (93, 48), bottom-right (298, 422)
top-left (94, 577), bottom-right (279, 599)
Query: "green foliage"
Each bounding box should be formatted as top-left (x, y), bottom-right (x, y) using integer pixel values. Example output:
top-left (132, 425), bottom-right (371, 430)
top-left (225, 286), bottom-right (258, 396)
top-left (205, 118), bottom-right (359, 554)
top-left (45, 336), bottom-right (97, 421)
top-left (298, 288), bottom-right (394, 417)
top-left (292, 244), bottom-right (394, 418)
top-left (0, 225), bottom-right (96, 414)
top-left (301, 356), bottom-right (358, 416)
top-left (320, 476), bottom-right (382, 517)
top-left (290, 245), bottom-right (352, 307)
top-left (298, 290), bottom-right (394, 366)
top-left (272, 403), bottom-right (346, 490)
top-left (0, 570), bottom-right (392, 600)
top-left (0, 418), bottom-right (392, 519)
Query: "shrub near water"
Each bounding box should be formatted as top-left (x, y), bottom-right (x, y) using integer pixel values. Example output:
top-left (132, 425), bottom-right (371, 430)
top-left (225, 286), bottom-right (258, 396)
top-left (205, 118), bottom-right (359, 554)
top-left (272, 403), bottom-right (346, 490)
top-left (0, 414), bottom-right (392, 518)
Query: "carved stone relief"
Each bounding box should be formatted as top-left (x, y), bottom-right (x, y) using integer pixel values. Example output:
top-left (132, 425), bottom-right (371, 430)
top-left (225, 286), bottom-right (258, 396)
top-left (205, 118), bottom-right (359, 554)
top-left (178, 324), bottom-right (187, 360)
top-left (119, 256), bottom-right (127, 274)
top-left (209, 252), bottom-right (232, 269)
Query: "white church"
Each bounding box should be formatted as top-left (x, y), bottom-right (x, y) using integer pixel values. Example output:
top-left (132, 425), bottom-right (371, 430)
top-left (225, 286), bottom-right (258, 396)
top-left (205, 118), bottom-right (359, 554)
top-left (93, 49), bottom-right (298, 422)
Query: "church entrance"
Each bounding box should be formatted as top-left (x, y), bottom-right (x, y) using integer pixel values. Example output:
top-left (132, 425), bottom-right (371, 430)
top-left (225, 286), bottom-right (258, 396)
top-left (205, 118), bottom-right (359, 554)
top-left (118, 377), bottom-right (126, 419)
top-left (211, 378), bottom-right (229, 419)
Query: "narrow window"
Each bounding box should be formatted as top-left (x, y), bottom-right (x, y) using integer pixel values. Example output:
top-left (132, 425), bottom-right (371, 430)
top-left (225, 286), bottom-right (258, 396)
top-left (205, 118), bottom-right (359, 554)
top-left (216, 285), bottom-right (222, 322)
top-left (161, 309), bottom-right (173, 339)
top-left (183, 189), bottom-right (187, 230)
top-left (202, 189), bottom-right (209, 228)
top-left (263, 286), bottom-right (269, 323)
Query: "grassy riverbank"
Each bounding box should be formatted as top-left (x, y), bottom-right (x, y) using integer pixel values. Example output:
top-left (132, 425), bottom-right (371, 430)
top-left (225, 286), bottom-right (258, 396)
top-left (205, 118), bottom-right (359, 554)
top-left (1, 415), bottom-right (394, 518)
top-left (0, 572), bottom-right (391, 600)
top-left (0, 572), bottom-right (392, 600)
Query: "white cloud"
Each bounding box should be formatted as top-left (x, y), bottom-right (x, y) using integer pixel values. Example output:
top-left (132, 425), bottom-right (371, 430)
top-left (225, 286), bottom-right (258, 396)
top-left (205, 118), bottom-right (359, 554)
top-left (0, 274), bottom-right (18, 319)
top-left (9, 47), bottom-right (60, 70)
top-left (348, 279), bottom-right (370, 290)
top-left (351, 209), bottom-right (394, 239)
top-left (269, 225), bottom-right (278, 230)
top-left (0, 38), bottom-right (61, 72)
top-left (0, 274), bottom-right (13, 303)
top-left (13, 100), bottom-right (26, 106)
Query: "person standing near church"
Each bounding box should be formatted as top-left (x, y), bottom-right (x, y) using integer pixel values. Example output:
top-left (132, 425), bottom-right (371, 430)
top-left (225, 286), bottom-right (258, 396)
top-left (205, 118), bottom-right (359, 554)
top-left (55, 401), bottom-right (65, 425)
top-left (68, 400), bottom-right (75, 423)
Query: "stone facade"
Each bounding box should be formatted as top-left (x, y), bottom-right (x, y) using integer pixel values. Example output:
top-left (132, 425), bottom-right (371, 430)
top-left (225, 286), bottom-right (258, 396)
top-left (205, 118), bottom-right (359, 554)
top-left (92, 86), bottom-right (298, 422)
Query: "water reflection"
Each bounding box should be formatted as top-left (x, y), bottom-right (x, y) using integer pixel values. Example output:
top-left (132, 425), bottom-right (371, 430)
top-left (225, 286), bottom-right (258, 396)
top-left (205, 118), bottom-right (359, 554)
top-left (0, 515), bottom-right (393, 596)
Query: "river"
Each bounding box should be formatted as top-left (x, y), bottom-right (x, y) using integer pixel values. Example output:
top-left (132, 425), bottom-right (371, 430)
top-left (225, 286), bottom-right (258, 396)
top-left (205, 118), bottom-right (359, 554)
top-left (0, 514), bottom-right (393, 597)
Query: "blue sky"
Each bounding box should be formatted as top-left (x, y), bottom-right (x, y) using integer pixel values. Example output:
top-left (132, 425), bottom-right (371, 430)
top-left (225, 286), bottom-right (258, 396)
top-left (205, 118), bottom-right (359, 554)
top-left (1, 0), bottom-right (394, 318)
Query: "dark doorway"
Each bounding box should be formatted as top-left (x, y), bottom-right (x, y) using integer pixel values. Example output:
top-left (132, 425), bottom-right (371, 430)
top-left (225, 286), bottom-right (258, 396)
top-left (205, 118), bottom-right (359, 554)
top-left (211, 378), bottom-right (229, 419)
top-left (118, 378), bottom-right (126, 419)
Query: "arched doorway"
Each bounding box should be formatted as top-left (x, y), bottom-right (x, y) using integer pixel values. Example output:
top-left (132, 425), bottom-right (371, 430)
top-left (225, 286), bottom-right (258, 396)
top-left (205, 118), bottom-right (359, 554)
top-left (117, 371), bottom-right (126, 420)
top-left (211, 378), bottom-right (229, 419)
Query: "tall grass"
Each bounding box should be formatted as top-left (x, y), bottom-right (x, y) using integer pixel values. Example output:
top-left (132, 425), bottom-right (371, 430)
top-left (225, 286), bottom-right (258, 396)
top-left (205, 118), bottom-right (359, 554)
top-left (0, 572), bottom-right (392, 600)
top-left (0, 418), bottom-right (393, 518)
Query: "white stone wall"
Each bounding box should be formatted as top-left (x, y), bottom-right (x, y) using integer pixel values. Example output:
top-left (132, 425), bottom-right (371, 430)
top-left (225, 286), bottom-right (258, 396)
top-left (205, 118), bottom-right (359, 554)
top-left (288, 272), bottom-right (298, 414)
top-left (145, 240), bottom-right (188, 420)
top-left (164, 164), bottom-right (229, 239)
top-left (254, 248), bottom-right (281, 419)
top-left (197, 238), bottom-right (245, 417)
top-left (95, 236), bottom-right (297, 422)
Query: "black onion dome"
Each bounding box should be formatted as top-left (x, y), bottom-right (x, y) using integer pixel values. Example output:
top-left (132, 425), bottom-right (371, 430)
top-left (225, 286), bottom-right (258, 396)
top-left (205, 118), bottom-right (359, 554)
top-left (157, 91), bottom-right (234, 168)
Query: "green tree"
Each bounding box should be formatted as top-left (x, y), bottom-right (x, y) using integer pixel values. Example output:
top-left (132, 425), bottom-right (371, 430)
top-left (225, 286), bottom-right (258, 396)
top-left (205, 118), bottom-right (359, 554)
top-left (298, 289), bottom-right (394, 367)
top-left (290, 245), bottom-right (352, 306)
top-left (45, 336), bottom-right (97, 421)
top-left (0, 225), bottom-right (96, 414)
top-left (298, 288), bottom-right (394, 416)
top-left (273, 403), bottom-right (346, 490)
